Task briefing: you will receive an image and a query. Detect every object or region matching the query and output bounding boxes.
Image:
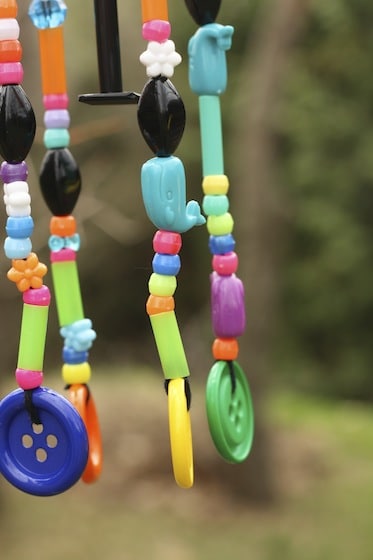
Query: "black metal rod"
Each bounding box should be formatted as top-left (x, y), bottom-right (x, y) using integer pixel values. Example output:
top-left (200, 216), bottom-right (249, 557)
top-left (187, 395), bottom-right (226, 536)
top-left (94, 0), bottom-right (122, 93)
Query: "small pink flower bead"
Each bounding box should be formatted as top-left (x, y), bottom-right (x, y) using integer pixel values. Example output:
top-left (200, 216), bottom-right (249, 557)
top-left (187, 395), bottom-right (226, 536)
top-left (15, 368), bottom-right (43, 390)
top-left (142, 19), bottom-right (171, 42)
top-left (212, 252), bottom-right (239, 275)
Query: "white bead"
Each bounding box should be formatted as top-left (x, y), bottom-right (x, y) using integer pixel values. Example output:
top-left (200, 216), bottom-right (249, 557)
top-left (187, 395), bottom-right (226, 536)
top-left (4, 181), bottom-right (29, 195)
top-left (140, 40), bottom-right (182, 78)
top-left (6, 204), bottom-right (31, 217)
top-left (0, 19), bottom-right (20, 41)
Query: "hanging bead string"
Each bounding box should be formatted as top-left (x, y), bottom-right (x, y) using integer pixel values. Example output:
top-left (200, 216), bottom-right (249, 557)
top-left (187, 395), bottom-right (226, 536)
top-left (28, 0), bottom-right (102, 483)
top-left (138, 0), bottom-right (205, 489)
top-left (0, 0), bottom-right (88, 496)
top-left (184, 1), bottom-right (254, 463)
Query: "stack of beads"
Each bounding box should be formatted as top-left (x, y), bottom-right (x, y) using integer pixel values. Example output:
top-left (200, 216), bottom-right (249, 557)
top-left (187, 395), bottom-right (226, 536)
top-left (138, 0), bottom-right (205, 488)
top-left (28, 0), bottom-right (102, 483)
top-left (185, 0), bottom-right (254, 463)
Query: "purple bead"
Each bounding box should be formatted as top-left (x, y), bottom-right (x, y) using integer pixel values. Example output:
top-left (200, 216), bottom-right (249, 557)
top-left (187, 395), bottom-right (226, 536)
top-left (211, 271), bottom-right (246, 337)
top-left (0, 161), bottom-right (28, 182)
top-left (44, 109), bottom-right (70, 129)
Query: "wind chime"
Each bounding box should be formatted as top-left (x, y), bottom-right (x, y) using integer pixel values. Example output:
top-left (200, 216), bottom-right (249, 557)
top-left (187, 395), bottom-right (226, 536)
top-left (0, 0), bottom-right (253, 496)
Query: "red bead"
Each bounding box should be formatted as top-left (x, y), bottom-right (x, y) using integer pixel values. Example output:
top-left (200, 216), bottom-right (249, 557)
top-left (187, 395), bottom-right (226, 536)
top-left (212, 252), bottom-right (238, 275)
top-left (153, 230), bottom-right (182, 255)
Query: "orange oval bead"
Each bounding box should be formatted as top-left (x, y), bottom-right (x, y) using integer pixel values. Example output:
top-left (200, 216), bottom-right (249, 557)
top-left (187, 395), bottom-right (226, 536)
top-left (141, 0), bottom-right (168, 23)
top-left (50, 215), bottom-right (77, 237)
top-left (146, 294), bottom-right (175, 315)
top-left (212, 338), bottom-right (239, 361)
top-left (0, 40), bottom-right (22, 63)
top-left (0, 0), bottom-right (17, 18)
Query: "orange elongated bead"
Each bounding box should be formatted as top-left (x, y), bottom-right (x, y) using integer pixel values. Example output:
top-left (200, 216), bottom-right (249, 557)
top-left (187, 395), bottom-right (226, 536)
top-left (146, 294), bottom-right (175, 315)
top-left (38, 27), bottom-right (66, 95)
top-left (0, 0), bottom-right (17, 18)
top-left (50, 215), bottom-right (77, 237)
top-left (212, 338), bottom-right (239, 361)
top-left (141, 0), bottom-right (168, 23)
top-left (0, 40), bottom-right (22, 62)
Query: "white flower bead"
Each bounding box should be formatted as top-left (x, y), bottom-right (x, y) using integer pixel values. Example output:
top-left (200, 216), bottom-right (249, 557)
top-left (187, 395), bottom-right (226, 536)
top-left (139, 40), bottom-right (182, 78)
top-left (3, 181), bottom-right (31, 216)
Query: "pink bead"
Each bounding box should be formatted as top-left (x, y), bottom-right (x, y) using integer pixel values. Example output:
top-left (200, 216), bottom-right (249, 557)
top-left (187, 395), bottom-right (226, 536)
top-left (0, 61), bottom-right (23, 84)
top-left (23, 285), bottom-right (51, 306)
top-left (43, 93), bottom-right (69, 110)
top-left (212, 252), bottom-right (239, 275)
top-left (50, 248), bottom-right (76, 262)
top-left (153, 230), bottom-right (182, 255)
top-left (15, 368), bottom-right (43, 390)
top-left (142, 19), bottom-right (171, 42)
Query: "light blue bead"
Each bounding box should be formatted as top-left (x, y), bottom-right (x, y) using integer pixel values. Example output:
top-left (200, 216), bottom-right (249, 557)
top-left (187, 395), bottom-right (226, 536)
top-left (141, 156), bottom-right (205, 233)
top-left (28, 0), bottom-right (67, 29)
top-left (152, 253), bottom-right (181, 276)
top-left (65, 234), bottom-right (80, 251)
top-left (6, 216), bottom-right (34, 239)
top-left (60, 319), bottom-right (97, 352)
top-left (202, 195), bottom-right (229, 216)
top-left (49, 235), bottom-right (64, 251)
top-left (44, 128), bottom-right (70, 149)
top-left (4, 237), bottom-right (32, 259)
top-left (188, 24), bottom-right (234, 95)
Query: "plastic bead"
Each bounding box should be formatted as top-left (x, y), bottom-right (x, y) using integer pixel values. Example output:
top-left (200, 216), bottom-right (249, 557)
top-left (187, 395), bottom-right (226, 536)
top-left (0, 160), bottom-right (28, 182)
top-left (153, 230), bottom-right (182, 254)
top-left (50, 247), bottom-right (75, 262)
top-left (138, 78), bottom-right (185, 156)
top-left (4, 237), bottom-right (31, 259)
top-left (38, 27), bottom-right (67, 95)
top-left (208, 233), bottom-right (235, 254)
top-left (202, 174), bottom-right (229, 195)
top-left (212, 251), bottom-right (238, 275)
top-left (28, 0), bottom-right (67, 29)
top-left (207, 212), bottom-right (234, 236)
top-left (3, 180), bottom-right (31, 217)
top-left (49, 215), bottom-right (76, 237)
top-left (0, 18), bottom-right (19, 40)
top-left (184, 0), bottom-right (221, 25)
top-left (23, 285), bottom-right (51, 305)
top-left (0, 61), bottom-right (23, 84)
top-left (146, 294), bottom-right (175, 315)
top-left (149, 311), bottom-right (190, 378)
top-left (15, 368), bottom-right (43, 390)
top-left (51, 259), bottom-right (84, 326)
top-left (17, 299), bottom-right (49, 371)
top-left (141, 0), bottom-right (168, 23)
top-left (141, 156), bottom-right (205, 232)
top-left (0, 0), bottom-right (18, 19)
top-left (148, 272), bottom-right (177, 296)
top-left (142, 19), bottom-right (171, 42)
top-left (168, 377), bottom-right (194, 488)
top-left (44, 109), bottom-right (70, 129)
top-left (202, 194), bottom-right (229, 216)
top-left (39, 148), bottom-right (81, 215)
top-left (0, 85), bottom-right (36, 163)
top-left (188, 24), bottom-right (233, 95)
top-left (43, 93), bottom-right (68, 109)
top-left (140, 40), bottom-right (181, 78)
top-left (211, 272), bottom-right (246, 338)
top-left (62, 346), bottom-right (88, 365)
top-left (152, 253), bottom-right (181, 276)
top-left (0, 39), bottom-right (22, 62)
top-left (7, 252), bottom-right (47, 292)
top-left (43, 128), bottom-right (70, 149)
top-left (60, 319), bottom-right (96, 352)
top-left (199, 95), bottom-right (223, 176)
top-left (212, 337), bottom-right (239, 361)
top-left (6, 216), bottom-right (34, 238)
top-left (62, 362), bottom-right (91, 385)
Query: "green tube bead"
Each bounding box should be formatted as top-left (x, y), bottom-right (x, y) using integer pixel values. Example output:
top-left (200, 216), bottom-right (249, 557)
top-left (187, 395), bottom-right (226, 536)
top-left (17, 303), bottom-right (49, 371)
top-left (51, 260), bottom-right (84, 327)
top-left (150, 311), bottom-right (190, 379)
top-left (199, 95), bottom-right (224, 176)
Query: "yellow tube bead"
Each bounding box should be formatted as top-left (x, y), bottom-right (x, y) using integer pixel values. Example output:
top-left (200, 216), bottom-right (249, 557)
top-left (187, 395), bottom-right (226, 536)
top-left (202, 174), bottom-right (229, 195)
top-left (207, 212), bottom-right (234, 236)
top-left (148, 272), bottom-right (177, 296)
top-left (62, 362), bottom-right (91, 385)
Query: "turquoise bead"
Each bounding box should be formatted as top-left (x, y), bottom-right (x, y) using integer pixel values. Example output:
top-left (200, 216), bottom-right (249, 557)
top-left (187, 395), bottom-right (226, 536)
top-left (202, 194), bottom-right (229, 216)
top-left (43, 128), bottom-right (70, 149)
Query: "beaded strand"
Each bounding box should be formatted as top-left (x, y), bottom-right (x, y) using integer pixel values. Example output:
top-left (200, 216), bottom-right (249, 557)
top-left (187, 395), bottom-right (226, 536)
top-left (28, 0), bottom-right (102, 484)
top-left (138, 0), bottom-right (205, 488)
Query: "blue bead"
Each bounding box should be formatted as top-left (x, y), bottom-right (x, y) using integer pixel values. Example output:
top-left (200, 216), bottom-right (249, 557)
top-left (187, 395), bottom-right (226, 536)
top-left (6, 216), bottom-right (34, 239)
top-left (62, 347), bottom-right (89, 365)
top-left (152, 253), bottom-right (181, 276)
top-left (28, 0), bottom-right (67, 29)
top-left (208, 233), bottom-right (236, 255)
top-left (4, 237), bottom-right (32, 259)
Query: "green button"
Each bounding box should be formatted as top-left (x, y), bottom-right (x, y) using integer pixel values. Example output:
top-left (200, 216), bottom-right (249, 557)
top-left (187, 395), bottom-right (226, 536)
top-left (206, 360), bottom-right (254, 463)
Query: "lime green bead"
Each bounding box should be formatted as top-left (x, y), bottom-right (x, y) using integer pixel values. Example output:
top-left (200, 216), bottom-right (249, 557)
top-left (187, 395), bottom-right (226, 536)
top-left (207, 212), bottom-right (234, 236)
top-left (150, 311), bottom-right (190, 379)
top-left (202, 194), bottom-right (229, 216)
top-left (148, 273), bottom-right (177, 296)
top-left (17, 303), bottom-right (49, 371)
top-left (62, 362), bottom-right (91, 385)
top-left (51, 260), bottom-right (84, 326)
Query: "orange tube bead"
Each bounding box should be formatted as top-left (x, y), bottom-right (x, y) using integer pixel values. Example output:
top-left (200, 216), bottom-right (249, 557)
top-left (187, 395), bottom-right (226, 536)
top-left (38, 27), bottom-right (67, 95)
top-left (141, 0), bottom-right (168, 23)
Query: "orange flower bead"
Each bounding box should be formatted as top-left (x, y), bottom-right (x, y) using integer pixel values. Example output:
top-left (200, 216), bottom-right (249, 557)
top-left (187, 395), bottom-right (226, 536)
top-left (7, 252), bottom-right (48, 292)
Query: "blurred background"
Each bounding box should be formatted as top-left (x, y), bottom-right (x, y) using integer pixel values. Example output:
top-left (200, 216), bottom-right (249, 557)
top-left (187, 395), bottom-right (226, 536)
top-left (1, 0), bottom-right (373, 558)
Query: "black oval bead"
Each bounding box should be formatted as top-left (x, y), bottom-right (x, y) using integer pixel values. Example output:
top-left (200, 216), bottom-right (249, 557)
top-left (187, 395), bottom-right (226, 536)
top-left (0, 85), bottom-right (36, 163)
top-left (39, 148), bottom-right (81, 216)
top-left (137, 77), bottom-right (185, 156)
top-left (184, 0), bottom-right (221, 25)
